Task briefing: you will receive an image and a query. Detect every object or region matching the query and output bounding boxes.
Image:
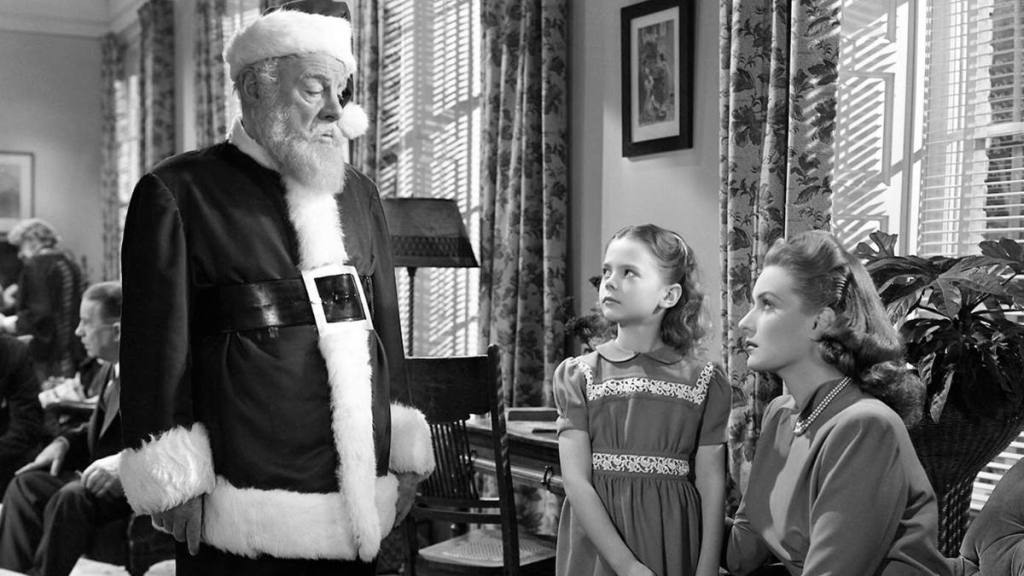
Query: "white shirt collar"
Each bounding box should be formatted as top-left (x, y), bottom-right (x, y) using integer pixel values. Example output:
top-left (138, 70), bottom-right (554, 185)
top-left (227, 116), bottom-right (278, 171)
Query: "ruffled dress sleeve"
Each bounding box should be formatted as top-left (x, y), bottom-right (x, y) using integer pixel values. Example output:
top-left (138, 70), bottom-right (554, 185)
top-left (553, 355), bottom-right (593, 435)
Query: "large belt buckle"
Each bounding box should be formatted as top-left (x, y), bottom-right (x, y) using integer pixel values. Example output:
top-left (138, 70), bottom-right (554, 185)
top-left (300, 264), bottom-right (373, 335)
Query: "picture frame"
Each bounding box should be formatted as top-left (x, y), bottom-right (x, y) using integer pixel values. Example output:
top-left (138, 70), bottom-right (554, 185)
top-left (621, 0), bottom-right (694, 157)
top-left (0, 152), bottom-right (34, 231)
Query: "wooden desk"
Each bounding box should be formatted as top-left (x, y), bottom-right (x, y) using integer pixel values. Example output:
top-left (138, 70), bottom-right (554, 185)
top-left (465, 418), bottom-right (563, 495)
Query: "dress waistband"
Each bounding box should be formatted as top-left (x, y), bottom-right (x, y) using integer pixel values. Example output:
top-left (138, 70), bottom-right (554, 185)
top-left (591, 452), bottom-right (690, 477)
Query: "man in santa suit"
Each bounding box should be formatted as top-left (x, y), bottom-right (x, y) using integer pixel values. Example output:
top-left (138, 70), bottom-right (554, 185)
top-left (117, 4), bottom-right (434, 574)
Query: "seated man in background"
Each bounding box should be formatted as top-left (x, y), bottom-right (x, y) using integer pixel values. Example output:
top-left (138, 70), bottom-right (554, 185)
top-left (0, 281), bottom-right (126, 576)
top-left (0, 334), bottom-right (47, 494)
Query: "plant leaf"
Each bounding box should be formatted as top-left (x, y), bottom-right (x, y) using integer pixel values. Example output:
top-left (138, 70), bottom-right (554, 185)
top-left (886, 292), bottom-right (920, 328)
top-left (979, 237), bottom-right (1024, 271)
top-left (858, 234), bottom-right (1024, 421)
top-left (854, 230), bottom-right (898, 261)
top-left (929, 259), bottom-right (1013, 317)
top-left (866, 256), bottom-right (937, 307)
top-left (929, 369), bottom-right (954, 423)
top-left (917, 352), bottom-right (935, 391)
top-left (1006, 279), bottom-right (1024, 309)
top-left (933, 277), bottom-right (963, 318)
top-left (982, 349), bottom-right (1005, 394)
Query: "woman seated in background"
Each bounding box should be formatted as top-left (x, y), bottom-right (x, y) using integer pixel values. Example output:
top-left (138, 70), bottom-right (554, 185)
top-left (0, 219), bottom-right (85, 381)
top-left (726, 231), bottom-right (950, 576)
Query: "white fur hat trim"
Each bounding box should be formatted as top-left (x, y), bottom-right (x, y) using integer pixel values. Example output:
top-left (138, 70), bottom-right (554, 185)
top-left (224, 9), bottom-right (357, 81)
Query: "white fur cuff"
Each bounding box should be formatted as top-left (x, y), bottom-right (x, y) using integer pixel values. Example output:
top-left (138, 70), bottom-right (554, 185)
top-left (119, 423), bottom-right (216, 514)
top-left (389, 403), bottom-right (435, 476)
top-left (203, 474), bottom-right (399, 560)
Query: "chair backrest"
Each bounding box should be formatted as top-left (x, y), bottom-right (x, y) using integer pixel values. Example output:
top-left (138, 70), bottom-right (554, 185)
top-left (406, 344), bottom-right (521, 572)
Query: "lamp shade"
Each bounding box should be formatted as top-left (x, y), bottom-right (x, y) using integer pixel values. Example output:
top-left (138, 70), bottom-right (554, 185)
top-left (382, 197), bottom-right (478, 269)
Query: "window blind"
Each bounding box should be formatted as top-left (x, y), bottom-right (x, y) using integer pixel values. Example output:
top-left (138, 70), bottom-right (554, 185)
top-left (972, 435), bottom-right (1024, 511)
top-left (917, 0), bottom-right (1024, 256)
top-left (377, 0), bottom-right (482, 357)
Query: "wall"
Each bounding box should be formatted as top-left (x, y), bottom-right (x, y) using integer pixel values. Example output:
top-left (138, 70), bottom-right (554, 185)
top-left (0, 0), bottom-right (195, 287)
top-left (0, 29), bottom-right (103, 282)
top-left (570, 0), bottom-right (722, 358)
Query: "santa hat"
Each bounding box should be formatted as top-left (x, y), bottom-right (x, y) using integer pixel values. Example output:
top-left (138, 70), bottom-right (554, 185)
top-left (224, 8), bottom-right (368, 139)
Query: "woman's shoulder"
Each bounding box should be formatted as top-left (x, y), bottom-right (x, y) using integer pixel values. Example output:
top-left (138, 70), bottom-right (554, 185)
top-left (823, 393), bottom-right (911, 447)
top-left (836, 394), bottom-right (904, 428)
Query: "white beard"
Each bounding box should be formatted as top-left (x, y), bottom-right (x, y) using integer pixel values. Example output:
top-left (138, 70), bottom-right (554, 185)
top-left (253, 104), bottom-right (347, 192)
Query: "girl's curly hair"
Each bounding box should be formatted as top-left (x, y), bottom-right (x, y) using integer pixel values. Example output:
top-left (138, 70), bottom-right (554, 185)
top-left (609, 225), bottom-right (707, 356)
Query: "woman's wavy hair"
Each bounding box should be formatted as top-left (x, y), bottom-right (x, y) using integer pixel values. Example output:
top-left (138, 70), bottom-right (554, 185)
top-left (763, 230), bottom-right (924, 426)
top-left (609, 225), bottom-right (706, 356)
top-left (8, 218), bottom-right (59, 249)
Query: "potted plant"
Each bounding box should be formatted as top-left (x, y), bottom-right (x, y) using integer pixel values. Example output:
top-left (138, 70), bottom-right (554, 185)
top-left (856, 231), bottom-right (1024, 555)
top-left (563, 276), bottom-right (615, 352)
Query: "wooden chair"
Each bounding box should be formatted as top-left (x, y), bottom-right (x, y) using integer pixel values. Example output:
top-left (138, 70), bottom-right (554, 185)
top-left (403, 345), bottom-right (556, 576)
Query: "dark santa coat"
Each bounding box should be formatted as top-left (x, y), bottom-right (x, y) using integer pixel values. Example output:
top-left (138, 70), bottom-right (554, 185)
top-left (118, 121), bottom-right (433, 561)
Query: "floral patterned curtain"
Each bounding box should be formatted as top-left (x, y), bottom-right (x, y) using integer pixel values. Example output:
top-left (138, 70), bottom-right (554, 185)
top-left (720, 0), bottom-right (840, 496)
top-left (195, 0), bottom-right (229, 148)
top-left (479, 0), bottom-right (569, 410)
top-left (138, 0), bottom-right (176, 171)
top-left (100, 34), bottom-right (125, 281)
top-left (349, 0), bottom-right (382, 178)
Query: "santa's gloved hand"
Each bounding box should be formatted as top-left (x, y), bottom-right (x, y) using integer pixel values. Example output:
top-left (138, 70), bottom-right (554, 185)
top-left (394, 471), bottom-right (426, 527)
top-left (152, 496), bottom-right (203, 555)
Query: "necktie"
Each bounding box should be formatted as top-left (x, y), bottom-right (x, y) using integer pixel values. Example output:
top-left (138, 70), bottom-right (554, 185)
top-left (98, 371), bottom-right (120, 437)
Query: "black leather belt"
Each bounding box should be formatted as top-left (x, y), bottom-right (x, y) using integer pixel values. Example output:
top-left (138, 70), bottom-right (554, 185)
top-left (194, 273), bottom-right (374, 335)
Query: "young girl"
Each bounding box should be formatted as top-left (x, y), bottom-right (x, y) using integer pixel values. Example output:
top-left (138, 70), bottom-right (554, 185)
top-left (727, 231), bottom-right (951, 576)
top-left (554, 225), bottom-right (728, 576)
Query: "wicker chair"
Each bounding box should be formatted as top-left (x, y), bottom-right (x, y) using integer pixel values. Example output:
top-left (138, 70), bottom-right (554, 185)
top-left (910, 400), bottom-right (1024, 555)
top-left (402, 345), bottom-right (556, 576)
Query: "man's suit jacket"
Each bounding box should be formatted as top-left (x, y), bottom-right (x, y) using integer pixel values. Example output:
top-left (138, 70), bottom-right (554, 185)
top-left (62, 363), bottom-right (121, 472)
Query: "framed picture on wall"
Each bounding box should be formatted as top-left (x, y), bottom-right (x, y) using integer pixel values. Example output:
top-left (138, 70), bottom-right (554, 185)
top-left (621, 0), bottom-right (694, 157)
top-left (0, 152), bottom-right (34, 231)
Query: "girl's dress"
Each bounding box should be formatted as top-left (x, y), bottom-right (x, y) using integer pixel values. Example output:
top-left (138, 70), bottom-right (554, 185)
top-left (553, 340), bottom-right (730, 576)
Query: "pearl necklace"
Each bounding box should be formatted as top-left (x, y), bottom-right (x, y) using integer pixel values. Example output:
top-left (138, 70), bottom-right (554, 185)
top-left (793, 377), bottom-right (851, 435)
